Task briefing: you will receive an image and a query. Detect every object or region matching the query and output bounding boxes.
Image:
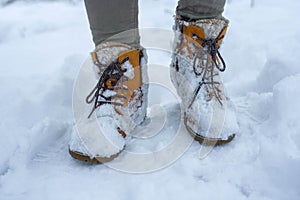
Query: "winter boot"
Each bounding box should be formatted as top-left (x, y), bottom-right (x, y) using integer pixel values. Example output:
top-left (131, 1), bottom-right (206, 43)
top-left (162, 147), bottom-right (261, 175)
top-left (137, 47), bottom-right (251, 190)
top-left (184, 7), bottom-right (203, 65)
top-left (171, 17), bottom-right (239, 145)
top-left (69, 42), bottom-right (148, 163)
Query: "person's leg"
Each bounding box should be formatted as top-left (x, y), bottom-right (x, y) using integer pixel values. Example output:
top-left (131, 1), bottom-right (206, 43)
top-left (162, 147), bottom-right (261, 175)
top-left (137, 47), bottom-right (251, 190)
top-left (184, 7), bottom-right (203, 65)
top-left (70, 0), bottom-right (148, 163)
top-left (176, 0), bottom-right (226, 20)
top-left (84, 0), bottom-right (140, 48)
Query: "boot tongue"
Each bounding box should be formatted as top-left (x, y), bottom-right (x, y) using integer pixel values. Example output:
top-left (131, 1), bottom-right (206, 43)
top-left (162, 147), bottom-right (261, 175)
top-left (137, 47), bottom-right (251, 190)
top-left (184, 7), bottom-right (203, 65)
top-left (193, 18), bottom-right (229, 39)
top-left (92, 42), bottom-right (133, 78)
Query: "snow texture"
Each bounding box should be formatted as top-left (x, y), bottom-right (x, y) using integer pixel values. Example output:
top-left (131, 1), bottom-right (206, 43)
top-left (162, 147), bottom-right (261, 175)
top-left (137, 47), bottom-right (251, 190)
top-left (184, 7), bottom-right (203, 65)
top-left (0, 0), bottom-right (300, 200)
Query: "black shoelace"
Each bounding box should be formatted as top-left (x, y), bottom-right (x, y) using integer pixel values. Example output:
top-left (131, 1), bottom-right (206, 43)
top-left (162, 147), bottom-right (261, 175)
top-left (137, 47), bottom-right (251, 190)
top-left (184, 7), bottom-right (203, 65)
top-left (193, 33), bottom-right (226, 72)
top-left (188, 33), bottom-right (226, 108)
top-left (86, 57), bottom-right (129, 118)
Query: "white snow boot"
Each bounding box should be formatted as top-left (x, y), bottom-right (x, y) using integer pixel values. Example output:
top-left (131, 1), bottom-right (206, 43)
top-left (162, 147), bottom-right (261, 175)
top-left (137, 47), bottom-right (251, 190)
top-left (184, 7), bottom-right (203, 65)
top-left (69, 42), bottom-right (148, 163)
top-left (171, 17), bottom-right (239, 145)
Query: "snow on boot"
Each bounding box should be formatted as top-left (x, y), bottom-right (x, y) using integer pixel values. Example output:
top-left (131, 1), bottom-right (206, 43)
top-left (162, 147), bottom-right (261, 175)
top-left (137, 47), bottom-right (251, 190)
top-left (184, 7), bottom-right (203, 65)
top-left (69, 42), bottom-right (148, 163)
top-left (171, 17), bottom-right (239, 146)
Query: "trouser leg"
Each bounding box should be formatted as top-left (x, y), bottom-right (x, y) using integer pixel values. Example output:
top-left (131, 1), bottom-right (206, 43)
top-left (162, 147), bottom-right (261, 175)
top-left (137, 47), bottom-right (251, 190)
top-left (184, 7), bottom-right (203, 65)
top-left (176, 0), bottom-right (226, 20)
top-left (84, 0), bottom-right (140, 48)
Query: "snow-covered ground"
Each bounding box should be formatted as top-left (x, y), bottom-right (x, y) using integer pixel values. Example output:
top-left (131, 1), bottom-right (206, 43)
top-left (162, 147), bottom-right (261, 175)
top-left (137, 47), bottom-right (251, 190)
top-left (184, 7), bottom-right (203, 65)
top-left (1, 0), bottom-right (300, 199)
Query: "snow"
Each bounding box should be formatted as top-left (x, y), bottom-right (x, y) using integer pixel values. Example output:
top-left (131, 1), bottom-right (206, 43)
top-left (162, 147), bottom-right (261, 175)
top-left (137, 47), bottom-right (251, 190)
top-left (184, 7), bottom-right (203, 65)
top-left (0, 0), bottom-right (300, 199)
top-left (123, 61), bottom-right (135, 80)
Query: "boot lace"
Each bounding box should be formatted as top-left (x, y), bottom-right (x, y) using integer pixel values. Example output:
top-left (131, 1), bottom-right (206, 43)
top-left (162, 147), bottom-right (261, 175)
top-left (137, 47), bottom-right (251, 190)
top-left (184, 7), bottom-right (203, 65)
top-left (188, 33), bottom-right (226, 108)
top-left (86, 57), bottom-right (129, 118)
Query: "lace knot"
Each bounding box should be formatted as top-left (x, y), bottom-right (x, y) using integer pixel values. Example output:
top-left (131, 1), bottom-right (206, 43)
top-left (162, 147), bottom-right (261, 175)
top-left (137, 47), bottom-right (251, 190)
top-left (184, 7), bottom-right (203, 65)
top-left (86, 57), bottom-right (129, 118)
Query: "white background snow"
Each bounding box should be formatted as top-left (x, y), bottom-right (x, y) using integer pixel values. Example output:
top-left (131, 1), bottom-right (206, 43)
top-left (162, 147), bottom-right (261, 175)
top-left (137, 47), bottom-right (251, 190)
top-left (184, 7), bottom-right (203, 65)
top-left (0, 0), bottom-right (300, 199)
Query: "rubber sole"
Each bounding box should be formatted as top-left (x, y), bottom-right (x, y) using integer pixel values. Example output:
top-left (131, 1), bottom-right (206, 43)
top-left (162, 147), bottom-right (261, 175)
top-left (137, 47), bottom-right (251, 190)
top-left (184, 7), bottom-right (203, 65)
top-left (184, 116), bottom-right (235, 146)
top-left (69, 148), bottom-right (122, 164)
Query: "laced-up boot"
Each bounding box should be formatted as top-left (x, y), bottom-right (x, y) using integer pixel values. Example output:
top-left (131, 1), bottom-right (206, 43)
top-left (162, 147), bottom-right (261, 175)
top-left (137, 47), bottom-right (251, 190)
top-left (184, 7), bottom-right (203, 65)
top-left (171, 17), bottom-right (239, 145)
top-left (69, 42), bottom-right (148, 162)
